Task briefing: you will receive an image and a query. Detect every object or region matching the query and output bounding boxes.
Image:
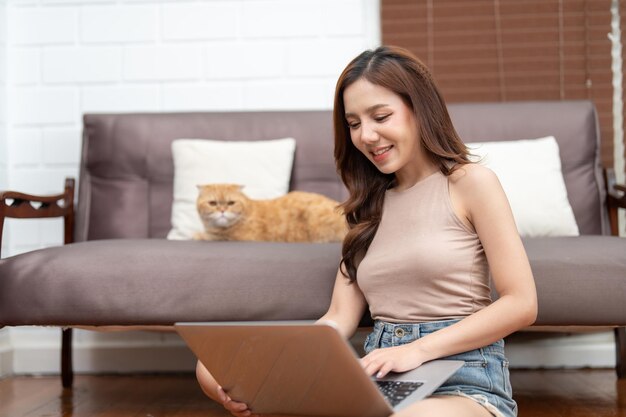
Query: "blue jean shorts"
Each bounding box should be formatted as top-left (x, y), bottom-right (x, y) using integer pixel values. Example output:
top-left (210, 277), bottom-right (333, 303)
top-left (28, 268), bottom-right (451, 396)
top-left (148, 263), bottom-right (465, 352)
top-left (364, 319), bottom-right (517, 417)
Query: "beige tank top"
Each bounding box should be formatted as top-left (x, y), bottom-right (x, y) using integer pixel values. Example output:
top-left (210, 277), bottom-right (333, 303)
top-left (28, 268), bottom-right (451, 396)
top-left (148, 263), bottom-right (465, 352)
top-left (357, 170), bottom-right (491, 323)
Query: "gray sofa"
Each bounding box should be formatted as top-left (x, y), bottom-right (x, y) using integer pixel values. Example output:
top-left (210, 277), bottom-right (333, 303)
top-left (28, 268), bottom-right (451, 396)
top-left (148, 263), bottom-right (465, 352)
top-left (1, 100), bottom-right (625, 388)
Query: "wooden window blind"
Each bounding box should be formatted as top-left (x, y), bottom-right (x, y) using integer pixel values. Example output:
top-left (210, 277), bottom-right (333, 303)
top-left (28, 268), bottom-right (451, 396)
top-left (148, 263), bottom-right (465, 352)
top-left (382, 0), bottom-right (623, 167)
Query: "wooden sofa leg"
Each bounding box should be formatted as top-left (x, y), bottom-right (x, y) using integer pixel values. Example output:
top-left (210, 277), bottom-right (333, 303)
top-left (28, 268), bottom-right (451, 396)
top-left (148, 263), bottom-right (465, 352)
top-left (616, 327), bottom-right (626, 379)
top-left (61, 328), bottom-right (74, 388)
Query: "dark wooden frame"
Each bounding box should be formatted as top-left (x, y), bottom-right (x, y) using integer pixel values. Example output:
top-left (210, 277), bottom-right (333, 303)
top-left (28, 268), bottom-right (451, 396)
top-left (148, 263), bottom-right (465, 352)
top-left (0, 168), bottom-right (625, 387)
top-left (605, 168), bottom-right (626, 378)
top-left (0, 178), bottom-right (75, 388)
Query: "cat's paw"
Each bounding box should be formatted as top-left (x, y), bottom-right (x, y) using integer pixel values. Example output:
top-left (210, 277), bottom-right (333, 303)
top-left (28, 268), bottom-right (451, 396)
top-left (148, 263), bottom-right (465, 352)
top-left (192, 231), bottom-right (208, 240)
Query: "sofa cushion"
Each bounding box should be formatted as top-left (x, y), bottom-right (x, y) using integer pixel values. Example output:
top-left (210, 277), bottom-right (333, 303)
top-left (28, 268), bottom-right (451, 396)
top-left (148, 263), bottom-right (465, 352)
top-left (0, 237), bottom-right (624, 327)
top-left (520, 236), bottom-right (626, 326)
top-left (0, 240), bottom-right (341, 326)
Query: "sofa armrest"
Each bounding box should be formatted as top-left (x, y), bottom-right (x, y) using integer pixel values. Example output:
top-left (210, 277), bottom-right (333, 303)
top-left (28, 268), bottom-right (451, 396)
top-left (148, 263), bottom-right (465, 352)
top-left (605, 168), bottom-right (626, 236)
top-left (0, 178), bottom-right (75, 257)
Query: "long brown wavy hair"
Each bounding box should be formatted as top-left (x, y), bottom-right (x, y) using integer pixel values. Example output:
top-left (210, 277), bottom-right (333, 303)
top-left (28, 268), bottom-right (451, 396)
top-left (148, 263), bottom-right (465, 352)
top-left (334, 45), bottom-right (471, 283)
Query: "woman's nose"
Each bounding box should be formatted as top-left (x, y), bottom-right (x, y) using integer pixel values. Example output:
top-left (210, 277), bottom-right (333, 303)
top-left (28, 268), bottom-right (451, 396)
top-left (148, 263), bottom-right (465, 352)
top-left (360, 122), bottom-right (379, 144)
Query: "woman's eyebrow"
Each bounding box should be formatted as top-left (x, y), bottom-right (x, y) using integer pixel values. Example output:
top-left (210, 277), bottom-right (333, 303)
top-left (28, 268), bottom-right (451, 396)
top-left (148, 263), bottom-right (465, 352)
top-left (345, 103), bottom-right (389, 118)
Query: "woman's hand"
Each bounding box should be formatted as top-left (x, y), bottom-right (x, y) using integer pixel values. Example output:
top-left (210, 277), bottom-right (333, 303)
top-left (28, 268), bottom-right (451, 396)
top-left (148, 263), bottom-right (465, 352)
top-left (216, 385), bottom-right (259, 417)
top-left (196, 361), bottom-right (258, 417)
top-left (360, 342), bottom-right (430, 378)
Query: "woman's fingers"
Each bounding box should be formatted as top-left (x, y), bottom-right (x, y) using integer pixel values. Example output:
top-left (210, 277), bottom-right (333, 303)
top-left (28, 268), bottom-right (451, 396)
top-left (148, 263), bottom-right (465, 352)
top-left (361, 355), bottom-right (385, 377)
top-left (218, 386), bottom-right (256, 417)
top-left (217, 386), bottom-right (228, 403)
top-left (225, 401), bottom-right (252, 417)
top-left (224, 400), bottom-right (249, 412)
top-left (376, 362), bottom-right (395, 379)
top-left (361, 351), bottom-right (408, 378)
top-left (360, 344), bottom-right (424, 378)
top-left (230, 405), bottom-right (259, 417)
top-left (367, 360), bottom-right (392, 378)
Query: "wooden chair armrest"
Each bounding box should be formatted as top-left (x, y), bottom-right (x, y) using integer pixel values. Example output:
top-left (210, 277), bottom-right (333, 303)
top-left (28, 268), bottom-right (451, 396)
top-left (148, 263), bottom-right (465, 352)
top-left (604, 168), bottom-right (626, 236)
top-left (605, 168), bottom-right (626, 207)
top-left (0, 178), bottom-right (75, 257)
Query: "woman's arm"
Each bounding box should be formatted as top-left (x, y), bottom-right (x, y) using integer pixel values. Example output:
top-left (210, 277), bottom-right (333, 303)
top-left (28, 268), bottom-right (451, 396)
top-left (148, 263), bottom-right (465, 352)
top-left (316, 265), bottom-right (368, 339)
top-left (361, 164), bottom-right (538, 377)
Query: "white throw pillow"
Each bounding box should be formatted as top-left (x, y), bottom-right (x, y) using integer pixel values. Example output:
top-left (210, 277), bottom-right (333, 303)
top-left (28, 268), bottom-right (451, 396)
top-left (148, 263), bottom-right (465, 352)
top-left (466, 136), bottom-right (579, 237)
top-left (167, 138), bottom-right (296, 240)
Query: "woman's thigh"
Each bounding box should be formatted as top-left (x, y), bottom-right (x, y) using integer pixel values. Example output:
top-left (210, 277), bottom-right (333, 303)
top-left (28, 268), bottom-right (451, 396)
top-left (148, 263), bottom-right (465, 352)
top-left (391, 395), bottom-right (493, 417)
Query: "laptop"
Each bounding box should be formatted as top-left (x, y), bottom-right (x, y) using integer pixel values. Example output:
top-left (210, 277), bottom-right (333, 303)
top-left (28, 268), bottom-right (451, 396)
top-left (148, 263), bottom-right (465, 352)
top-left (175, 321), bottom-right (463, 417)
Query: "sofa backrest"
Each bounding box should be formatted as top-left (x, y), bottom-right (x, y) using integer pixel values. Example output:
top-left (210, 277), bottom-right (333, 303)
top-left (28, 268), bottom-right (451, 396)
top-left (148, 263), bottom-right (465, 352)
top-left (77, 100), bottom-right (607, 241)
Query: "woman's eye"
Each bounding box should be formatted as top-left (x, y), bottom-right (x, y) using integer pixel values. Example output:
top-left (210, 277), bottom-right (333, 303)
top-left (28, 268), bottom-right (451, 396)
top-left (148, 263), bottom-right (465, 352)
top-left (348, 122), bottom-right (361, 130)
top-left (375, 114), bottom-right (390, 122)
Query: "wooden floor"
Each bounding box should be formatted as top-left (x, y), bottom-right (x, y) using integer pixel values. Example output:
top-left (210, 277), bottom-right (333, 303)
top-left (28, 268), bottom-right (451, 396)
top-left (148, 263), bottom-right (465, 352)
top-left (0, 369), bottom-right (625, 417)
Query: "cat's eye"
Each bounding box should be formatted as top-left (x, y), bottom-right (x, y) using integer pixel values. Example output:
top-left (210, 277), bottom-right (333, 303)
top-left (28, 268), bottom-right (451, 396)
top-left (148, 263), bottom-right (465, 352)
top-left (209, 201), bottom-right (217, 206)
top-left (227, 201), bottom-right (235, 206)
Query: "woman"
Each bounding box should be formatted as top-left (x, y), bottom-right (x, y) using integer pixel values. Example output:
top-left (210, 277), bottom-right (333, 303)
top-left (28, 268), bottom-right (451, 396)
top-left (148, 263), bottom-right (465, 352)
top-left (196, 45), bottom-right (537, 417)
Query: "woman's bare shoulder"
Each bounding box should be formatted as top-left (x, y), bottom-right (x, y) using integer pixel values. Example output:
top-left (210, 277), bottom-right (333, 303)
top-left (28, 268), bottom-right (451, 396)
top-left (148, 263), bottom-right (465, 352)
top-left (449, 162), bottom-right (509, 222)
top-left (449, 163), bottom-right (499, 190)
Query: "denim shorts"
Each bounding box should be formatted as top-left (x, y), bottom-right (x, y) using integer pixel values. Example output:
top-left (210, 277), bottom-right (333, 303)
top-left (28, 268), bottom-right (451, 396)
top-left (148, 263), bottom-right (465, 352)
top-left (364, 319), bottom-right (517, 417)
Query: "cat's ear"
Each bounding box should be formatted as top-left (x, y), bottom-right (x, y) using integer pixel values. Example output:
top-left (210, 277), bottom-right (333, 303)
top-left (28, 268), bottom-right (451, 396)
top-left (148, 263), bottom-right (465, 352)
top-left (196, 184), bottom-right (207, 191)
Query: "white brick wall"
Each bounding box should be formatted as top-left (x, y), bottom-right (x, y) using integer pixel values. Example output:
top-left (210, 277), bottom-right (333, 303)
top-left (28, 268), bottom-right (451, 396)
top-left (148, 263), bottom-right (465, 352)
top-left (12, 87), bottom-right (79, 125)
top-left (0, 1), bottom-right (7, 191)
top-left (204, 41), bottom-right (286, 79)
top-left (123, 45), bottom-right (203, 81)
top-left (241, 1), bottom-right (323, 38)
top-left (0, 1), bottom-right (8, 379)
top-left (11, 7), bottom-right (77, 45)
top-left (12, 47), bottom-right (39, 85)
top-left (43, 46), bottom-right (122, 83)
top-left (161, 2), bottom-right (239, 40)
top-left (1, 1), bottom-right (7, 253)
top-left (162, 82), bottom-right (243, 111)
top-left (80, 4), bottom-right (157, 43)
top-left (82, 84), bottom-right (160, 112)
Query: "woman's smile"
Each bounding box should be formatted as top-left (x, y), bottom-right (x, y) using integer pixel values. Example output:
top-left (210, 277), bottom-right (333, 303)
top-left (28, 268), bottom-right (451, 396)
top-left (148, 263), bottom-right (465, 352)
top-left (371, 145), bottom-right (394, 162)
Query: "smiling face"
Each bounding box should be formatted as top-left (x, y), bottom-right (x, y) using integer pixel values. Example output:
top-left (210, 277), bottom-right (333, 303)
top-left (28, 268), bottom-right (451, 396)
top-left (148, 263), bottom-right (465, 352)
top-left (343, 78), bottom-right (434, 188)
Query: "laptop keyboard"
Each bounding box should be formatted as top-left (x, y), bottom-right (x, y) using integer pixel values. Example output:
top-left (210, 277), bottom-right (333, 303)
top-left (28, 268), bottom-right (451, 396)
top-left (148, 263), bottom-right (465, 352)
top-left (376, 380), bottom-right (424, 407)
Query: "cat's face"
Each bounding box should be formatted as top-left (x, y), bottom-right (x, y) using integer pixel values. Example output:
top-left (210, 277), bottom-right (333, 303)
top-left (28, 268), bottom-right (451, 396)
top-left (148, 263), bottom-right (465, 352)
top-left (196, 184), bottom-right (248, 228)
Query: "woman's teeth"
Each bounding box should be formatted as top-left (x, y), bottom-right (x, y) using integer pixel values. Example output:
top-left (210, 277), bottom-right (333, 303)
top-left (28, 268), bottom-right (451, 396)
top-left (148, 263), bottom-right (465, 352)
top-left (373, 146), bottom-right (392, 155)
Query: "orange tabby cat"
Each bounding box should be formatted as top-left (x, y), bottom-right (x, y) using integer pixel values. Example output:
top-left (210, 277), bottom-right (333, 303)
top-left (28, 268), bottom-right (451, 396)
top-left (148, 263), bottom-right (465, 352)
top-left (193, 184), bottom-right (347, 243)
